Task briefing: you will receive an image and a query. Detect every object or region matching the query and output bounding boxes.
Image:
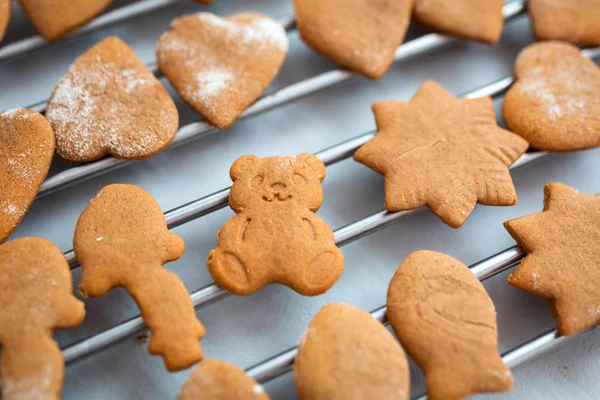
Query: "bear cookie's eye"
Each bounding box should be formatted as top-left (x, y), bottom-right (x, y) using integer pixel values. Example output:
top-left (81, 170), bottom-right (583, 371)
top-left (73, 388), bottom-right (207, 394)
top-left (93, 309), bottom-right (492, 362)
top-left (251, 175), bottom-right (264, 187)
top-left (293, 173), bottom-right (308, 185)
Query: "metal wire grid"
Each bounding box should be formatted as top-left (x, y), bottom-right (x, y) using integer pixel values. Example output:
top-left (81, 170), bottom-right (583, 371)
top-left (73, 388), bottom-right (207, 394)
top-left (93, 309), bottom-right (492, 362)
top-left (2, 0), bottom-right (599, 398)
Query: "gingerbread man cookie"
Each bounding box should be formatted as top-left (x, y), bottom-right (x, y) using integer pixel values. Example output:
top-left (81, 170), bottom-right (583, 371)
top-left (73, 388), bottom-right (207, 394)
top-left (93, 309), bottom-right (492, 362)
top-left (354, 80), bottom-right (529, 228)
top-left (503, 41), bottom-right (600, 152)
top-left (156, 12), bottom-right (288, 129)
top-left (529, 0), bottom-right (600, 45)
top-left (0, 108), bottom-right (55, 244)
top-left (178, 360), bottom-right (269, 400)
top-left (207, 154), bottom-right (344, 296)
top-left (0, 237), bottom-right (85, 400)
top-left (387, 250), bottom-right (513, 399)
top-left (0, 0), bottom-right (9, 43)
top-left (74, 184), bottom-right (205, 371)
top-left (46, 36), bottom-right (179, 162)
top-left (294, 302), bottom-right (410, 400)
top-left (413, 0), bottom-right (504, 44)
top-left (505, 183), bottom-right (600, 336)
top-left (18, 0), bottom-right (112, 41)
top-left (294, 0), bottom-right (413, 79)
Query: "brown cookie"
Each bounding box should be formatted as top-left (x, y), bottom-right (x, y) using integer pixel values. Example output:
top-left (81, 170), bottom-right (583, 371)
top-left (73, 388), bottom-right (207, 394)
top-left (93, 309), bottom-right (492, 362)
top-left (502, 41), bottom-right (600, 152)
top-left (46, 36), bottom-right (179, 163)
top-left (17, 0), bottom-right (112, 41)
top-left (387, 250), bottom-right (513, 399)
top-left (156, 12), bottom-right (288, 129)
top-left (207, 153), bottom-right (344, 296)
top-left (0, 237), bottom-right (85, 400)
top-left (294, 0), bottom-right (413, 79)
top-left (413, 0), bottom-right (504, 44)
top-left (0, 108), bottom-right (55, 244)
top-left (529, 0), bottom-right (600, 45)
top-left (354, 80), bottom-right (529, 228)
top-left (74, 184), bottom-right (205, 371)
top-left (178, 359), bottom-right (269, 400)
top-left (0, 0), bottom-right (9, 43)
top-left (294, 302), bottom-right (410, 400)
top-left (505, 183), bottom-right (600, 336)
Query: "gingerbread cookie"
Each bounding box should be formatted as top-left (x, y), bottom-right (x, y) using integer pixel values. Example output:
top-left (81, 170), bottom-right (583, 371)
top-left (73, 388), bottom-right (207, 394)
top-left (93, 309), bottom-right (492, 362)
top-left (294, 302), bottom-right (410, 400)
top-left (0, 0), bottom-right (9, 43)
top-left (294, 0), bottom-right (413, 79)
top-left (354, 80), bottom-right (528, 228)
top-left (387, 250), bottom-right (513, 399)
top-left (74, 184), bottom-right (205, 371)
top-left (156, 12), bottom-right (288, 129)
top-left (503, 41), bottom-right (600, 152)
top-left (413, 0), bottom-right (504, 44)
top-left (178, 359), bottom-right (269, 400)
top-left (18, 0), bottom-right (112, 41)
top-left (207, 154), bottom-right (344, 296)
top-left (505, 183), bottom-right (600, 336)
top-left (46, 36), bottom-right (179, 162)
top-left (0, 237), bottom-right (85, 400)
top-left (529, 0), bottom-right (600, 45)
top-left (0, 108), bottom-right (55, 244)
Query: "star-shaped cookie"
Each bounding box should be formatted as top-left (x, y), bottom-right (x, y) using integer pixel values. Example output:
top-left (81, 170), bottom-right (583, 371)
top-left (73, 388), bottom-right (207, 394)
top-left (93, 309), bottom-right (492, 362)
top-left (505, 183), bottom-right (600, 336)
top-left (354, 81), bottom-right (529, 228)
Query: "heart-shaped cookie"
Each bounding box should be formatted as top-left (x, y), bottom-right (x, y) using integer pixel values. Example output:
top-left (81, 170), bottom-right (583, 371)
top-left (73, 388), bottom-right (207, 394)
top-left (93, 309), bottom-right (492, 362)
top-left (156, 12), bottom-right (288, 130)
top-left (46, 36), bottom-right (179, 163)
top-left (503, 41), bottom-right (600, 152)
top-left (17, 0), bottom-right (112, 41)
top-left (294, 0), bottom-right (413, 79)
top-left (0, 0), bottom-right (9, 43)
top-left (0, 108), bottom-right (54, 244)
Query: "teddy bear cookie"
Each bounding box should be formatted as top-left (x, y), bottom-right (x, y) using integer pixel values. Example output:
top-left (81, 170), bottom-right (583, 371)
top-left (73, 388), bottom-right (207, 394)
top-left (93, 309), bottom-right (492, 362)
top-left (46, 36), bottom-right (179, 163)
top-left (0, 0), bottom-right (9, 43)
top-left (413, 0), bottom-right (504, 44)
top-left (0, 108), bottom-right (55, 244)
top-left (17, 0), bottom-right (112, 41)
top-left (505, 183), bottom-right (600, 336)
top-left (503, 41), bottom-right (600, 152)
top-left (354, 80), bottom-right (529, 228)
top-left (294, 302), bottom-right (410, 400)
top-left (156, 12), bottom-right (288, 129)
top-left (529, 0), bottom-right (600, 45)
top-left (0, 237), bottom-right (85, 400)
top-left (178, 359), bottom-right (269, 400)
top-left (387, 250), bottom-right (513, 399)
top-left (293, 0), bottom-right (413, 79)
top-left (207, 154), bottom-right (344, 296)
top-left (74, 184), bottom-right (206, 371)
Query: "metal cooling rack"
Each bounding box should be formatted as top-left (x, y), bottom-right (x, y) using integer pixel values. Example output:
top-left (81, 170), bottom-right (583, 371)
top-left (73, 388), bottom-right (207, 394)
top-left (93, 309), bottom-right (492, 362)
top-left (2, 0), bottom-right (600, 398)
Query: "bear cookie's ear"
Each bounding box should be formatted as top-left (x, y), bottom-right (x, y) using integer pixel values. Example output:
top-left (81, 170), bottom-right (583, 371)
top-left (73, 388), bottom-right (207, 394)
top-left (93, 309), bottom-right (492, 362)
top-left (230, 155), bottom-right (258, 181)
top-left (296, 153), bottom-right (326, 181)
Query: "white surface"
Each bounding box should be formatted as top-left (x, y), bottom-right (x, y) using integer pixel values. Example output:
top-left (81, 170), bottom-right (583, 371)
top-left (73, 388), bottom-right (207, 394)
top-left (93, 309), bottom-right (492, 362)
top-left (1, 0), bottom-right (599, 399)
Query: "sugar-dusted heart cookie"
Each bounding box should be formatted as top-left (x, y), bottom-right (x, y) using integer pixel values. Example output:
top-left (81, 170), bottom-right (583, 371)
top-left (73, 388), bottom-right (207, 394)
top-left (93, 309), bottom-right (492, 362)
top-left (354, 80), bottom-right (529, 228)
top-left (178, 360), bottom-right (269, 400)
top-left (46, 36), bottom-right (179, 163)
top-left (294, 0), bottom-right (413, 79)
top-left (294, 302), bottom-right (410, 400)
top-left (414, 0), bottom-right (504, 44)
top-left (156, 12), bottom-right (288, 130)
top-left (0, 237), bottom-right (85, 400)
top-left (0, 108), bottom-right (55, 244)
top-left (387, 251), bottom-right (513, 399)
top-left (74, 184), bottom-right (205, 371)
top-left (18, 0), bottom-right (112, 41)
top-left (0, 0), bottom-right (9, 43)
top-left (505, 183), bottom-right (600, 336)
top-left (503, 42), bottom-right (600, 152)
top-left (529, 0), bottom-right (600, 45)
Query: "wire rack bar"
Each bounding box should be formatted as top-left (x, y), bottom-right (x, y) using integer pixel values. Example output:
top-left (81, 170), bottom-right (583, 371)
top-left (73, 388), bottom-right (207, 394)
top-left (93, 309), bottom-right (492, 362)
top-left (33, 1), bottom-right (526, 199)
top-left (0, 0), bottom-right (185, 61)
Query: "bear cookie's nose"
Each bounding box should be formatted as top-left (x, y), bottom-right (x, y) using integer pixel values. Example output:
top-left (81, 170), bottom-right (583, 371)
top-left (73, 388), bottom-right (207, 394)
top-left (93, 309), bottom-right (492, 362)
top-left (270, 183), bottom-right (287, 190)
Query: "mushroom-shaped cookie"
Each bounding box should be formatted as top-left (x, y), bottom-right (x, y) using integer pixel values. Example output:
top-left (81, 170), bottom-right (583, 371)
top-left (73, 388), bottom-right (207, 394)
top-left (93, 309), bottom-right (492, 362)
top-left (178, 360), bottom-right (269, 400)
top-left (0, 238), bottom-right (85, 400)
top-left (74, 184), bottom-right (205, 371)
top-left (387, 251), bottom-right (513, 399)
